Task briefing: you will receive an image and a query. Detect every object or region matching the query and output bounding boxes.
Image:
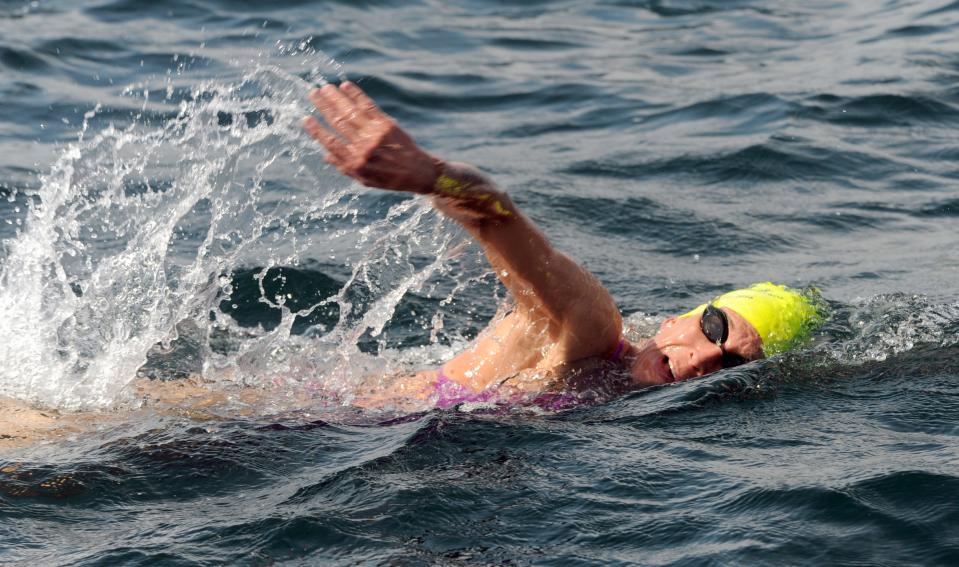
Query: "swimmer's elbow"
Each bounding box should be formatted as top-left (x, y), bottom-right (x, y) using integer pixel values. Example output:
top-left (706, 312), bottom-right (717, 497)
top-left (555, 271), bottom-right (621, 333)
top-left (558, 295), bottom-right (622, 360)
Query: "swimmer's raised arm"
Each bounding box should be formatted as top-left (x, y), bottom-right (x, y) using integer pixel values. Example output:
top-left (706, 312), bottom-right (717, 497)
top-left (303, 82), bottom-right (621, 361)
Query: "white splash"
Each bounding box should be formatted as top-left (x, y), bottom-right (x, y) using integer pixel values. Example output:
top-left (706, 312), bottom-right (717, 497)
top-left (0, 60), bottom-right (484, 410)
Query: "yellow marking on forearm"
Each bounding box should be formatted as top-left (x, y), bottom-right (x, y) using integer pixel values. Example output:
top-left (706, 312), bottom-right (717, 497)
top-left (435, 172), bottom-right (512, 218)
top-left (492, 200), bottom-right (513, 217)
top-left (435, 174), bottom-right (467, 196)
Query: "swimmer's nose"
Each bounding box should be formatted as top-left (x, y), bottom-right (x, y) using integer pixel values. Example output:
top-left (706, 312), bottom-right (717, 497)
top-left (686, 344), bottom-right (722, 377)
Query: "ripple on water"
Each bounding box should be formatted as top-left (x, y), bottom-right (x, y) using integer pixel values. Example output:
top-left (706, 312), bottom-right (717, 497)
top-left (0, 45), bottom-right (50, 71)
top-left (84, 0), bottom-right (216, 24)
top-left (563, 137), bottom-right (906, 186)
top-left (541, 192), bottom-right (794, 257)
top-left (800, 93), bottom-right (959, 128)
top-left (2, 0), bottom-right (959, 565)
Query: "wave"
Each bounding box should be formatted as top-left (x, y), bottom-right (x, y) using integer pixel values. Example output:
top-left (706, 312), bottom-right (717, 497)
top-left (564, 137), bottom-right (903, 185)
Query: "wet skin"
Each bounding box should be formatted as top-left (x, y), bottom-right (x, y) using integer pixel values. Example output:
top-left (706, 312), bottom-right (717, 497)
top-left (303, 81), bottom-right (769, 397)
top-left (626, 307), bottom-right (764, 388)
top-left (0, 85), bottom-right (771, 452)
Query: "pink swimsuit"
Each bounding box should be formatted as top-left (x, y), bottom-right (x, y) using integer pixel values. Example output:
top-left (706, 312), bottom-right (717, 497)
top-left (432, 370), bottom-right (497, 409)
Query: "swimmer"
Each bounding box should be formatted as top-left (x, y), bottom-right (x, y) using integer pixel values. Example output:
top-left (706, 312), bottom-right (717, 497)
top-left (0, 84), bottom-right (826, 450)
top-left (302, 82), bottom-right (823, 408)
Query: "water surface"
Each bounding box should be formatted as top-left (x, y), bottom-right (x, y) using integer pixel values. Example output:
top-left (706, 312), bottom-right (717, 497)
top-left (1, 0), bottom-right (958, 564)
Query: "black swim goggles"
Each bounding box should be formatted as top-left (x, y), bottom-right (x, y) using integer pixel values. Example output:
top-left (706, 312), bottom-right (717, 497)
top-left (700, 304), bottom-right (748, 369)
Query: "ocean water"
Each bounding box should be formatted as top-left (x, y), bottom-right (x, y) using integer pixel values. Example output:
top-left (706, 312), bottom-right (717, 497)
top-left (1, 0), bottom-right (958, 564)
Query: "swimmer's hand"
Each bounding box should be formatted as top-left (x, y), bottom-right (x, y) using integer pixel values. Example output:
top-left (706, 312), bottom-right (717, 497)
top-left (303, 82), bottom-right (440, 193)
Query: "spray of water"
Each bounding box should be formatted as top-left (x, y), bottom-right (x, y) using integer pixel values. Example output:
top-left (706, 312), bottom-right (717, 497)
top-left (0, 58), bottom-right (488, 411)
top-left (5, 46), bottom-right (956, 414)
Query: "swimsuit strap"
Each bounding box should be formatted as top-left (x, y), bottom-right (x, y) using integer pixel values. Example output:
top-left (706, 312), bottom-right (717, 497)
top-left (432, 369), bottom-right (496, 409)
top-left (606, 337), bottom-right (628, 363)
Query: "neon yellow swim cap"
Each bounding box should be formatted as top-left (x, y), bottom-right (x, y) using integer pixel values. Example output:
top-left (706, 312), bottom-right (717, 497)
top-left (680, 282), bottom-right (823, 356)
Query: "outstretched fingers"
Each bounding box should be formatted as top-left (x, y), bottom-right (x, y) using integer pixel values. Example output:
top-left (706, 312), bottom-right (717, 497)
top-left (302, 116), bottom-right (350, 167)
top-left (340, 81), bottom-right (382, 121)
top-left (309, 85), bottom-right (361, 139)
top-left (304, 81), bottom-right (435, 192)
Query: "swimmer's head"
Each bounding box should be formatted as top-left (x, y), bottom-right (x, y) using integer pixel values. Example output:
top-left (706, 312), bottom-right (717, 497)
top-left (628, 282), bottom-right (823, 386)
top-left (679, 282), bottom-right (824, 356)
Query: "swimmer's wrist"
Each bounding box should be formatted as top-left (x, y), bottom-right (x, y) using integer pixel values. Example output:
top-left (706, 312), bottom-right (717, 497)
top-left (429, 159), bottom-right (462, 197)
top-left (423, 155), bottom-right (445, 195)
top-left (429, 161), bottom-right (489, 200)
top-left (429, 161), bottom-right (516, 222)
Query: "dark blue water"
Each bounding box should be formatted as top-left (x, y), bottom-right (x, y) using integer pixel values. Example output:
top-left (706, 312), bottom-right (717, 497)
top-left (2, 0), bottom-right (959, 565)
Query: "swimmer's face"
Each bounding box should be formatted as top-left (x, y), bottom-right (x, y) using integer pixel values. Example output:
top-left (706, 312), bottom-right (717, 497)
top-left (628, 307), bottom-right (763, 386)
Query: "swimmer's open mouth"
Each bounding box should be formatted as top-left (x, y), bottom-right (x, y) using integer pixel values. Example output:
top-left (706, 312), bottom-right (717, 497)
top-left (660, 356), bottom-right (676, 383)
